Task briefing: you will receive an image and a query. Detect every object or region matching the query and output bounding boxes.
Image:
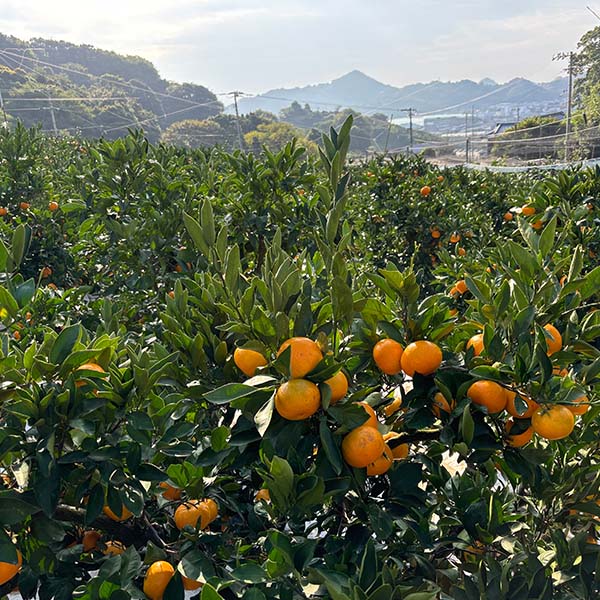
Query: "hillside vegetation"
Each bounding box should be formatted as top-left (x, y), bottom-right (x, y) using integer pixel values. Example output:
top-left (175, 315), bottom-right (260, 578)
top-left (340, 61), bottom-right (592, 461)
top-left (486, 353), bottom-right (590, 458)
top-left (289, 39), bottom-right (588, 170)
top-left (0, 34), bottom-right (420, 154)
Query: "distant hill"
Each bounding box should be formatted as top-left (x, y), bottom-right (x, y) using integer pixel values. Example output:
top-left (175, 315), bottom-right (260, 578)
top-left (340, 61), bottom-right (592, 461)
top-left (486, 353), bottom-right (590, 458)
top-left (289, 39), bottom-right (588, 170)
top-left (0, 32), bottom-right (222, 140)
top-left (234, 70), bottom-right (568, 115)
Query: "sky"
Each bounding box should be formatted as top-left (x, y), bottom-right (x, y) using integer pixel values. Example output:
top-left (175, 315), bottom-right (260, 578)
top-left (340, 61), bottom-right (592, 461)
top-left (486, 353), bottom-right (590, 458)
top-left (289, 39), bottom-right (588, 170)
top-left (0, 0), bottom-right (596, 93)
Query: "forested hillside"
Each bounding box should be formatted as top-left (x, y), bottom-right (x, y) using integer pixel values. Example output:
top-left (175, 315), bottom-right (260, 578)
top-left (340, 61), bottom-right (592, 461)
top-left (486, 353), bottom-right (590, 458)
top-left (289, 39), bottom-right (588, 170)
top-left (0, 34), bottom-right (422, 153)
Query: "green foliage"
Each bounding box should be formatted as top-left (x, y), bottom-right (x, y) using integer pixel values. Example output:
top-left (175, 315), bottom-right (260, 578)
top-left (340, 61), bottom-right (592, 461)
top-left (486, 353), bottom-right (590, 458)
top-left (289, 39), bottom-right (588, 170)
top-left (0, 116), bottom-right (596, 599)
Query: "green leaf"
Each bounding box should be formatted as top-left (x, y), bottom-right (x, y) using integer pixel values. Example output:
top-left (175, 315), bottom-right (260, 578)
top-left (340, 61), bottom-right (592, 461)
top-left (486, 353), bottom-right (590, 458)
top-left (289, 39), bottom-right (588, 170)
top-left (204, 382), bottom-right (259, 405)
top-left (461, 405), bottom-right (475, 444)
top-left (319, 418), bottom-right (343, 475)
top-left (359, 539), bottom-right (377, 590)
top-left (254, 393), bottom-right (275, 437)
top-left (201, 583), bottom-right (225, 600)
top-left (266, 456), bottom-right (294, 508)
top-left (0, 493), bottom-right (39, 524)
top-left (49, 324), bottom-right (82, 366)
top-left (211, 426), bottom-right (230, 452)
top-left (163, 572), bottom-right (185, 600)
top-left (231, 563), bottom-right (267, 583)
top-left (0, 238), bottom-right (9, 272)
top-left (136, 463), bottom-right (165, 481)
top-left (200, 199), bottom-right (216, 247)
top-left (0, 286), bottom-right (19, 318)
top-left (183, 212), bottom-right (209, 256)
top-left (538, 215), bottom-right (557, 256)
top-left (9, 224), bottom-right (31, 270)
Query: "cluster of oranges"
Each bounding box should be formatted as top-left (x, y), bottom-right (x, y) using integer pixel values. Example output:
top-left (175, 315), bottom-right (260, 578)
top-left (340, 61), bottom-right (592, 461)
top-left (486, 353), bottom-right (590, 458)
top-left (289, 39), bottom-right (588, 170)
top-left (100, 491), bottom-right (215, 597)
top-left (233, 337), bottom-right (349, 421)
top-left (465, 323), bottom-right (587, 443)
top-left (504, 204), bottom-right (545, 229)
top-left (338, 337), bottom-right (445, 475)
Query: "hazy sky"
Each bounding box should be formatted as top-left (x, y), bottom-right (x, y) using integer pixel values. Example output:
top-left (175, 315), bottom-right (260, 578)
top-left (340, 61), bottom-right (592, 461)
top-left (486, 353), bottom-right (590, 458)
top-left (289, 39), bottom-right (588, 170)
top-left (0, 0), bottom-right (596, 93)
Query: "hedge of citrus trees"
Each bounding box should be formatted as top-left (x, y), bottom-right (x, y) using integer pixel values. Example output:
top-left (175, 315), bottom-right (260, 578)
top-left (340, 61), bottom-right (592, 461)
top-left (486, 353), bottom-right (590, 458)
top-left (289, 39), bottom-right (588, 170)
top-left (0, 118), bottom-right (598, 599)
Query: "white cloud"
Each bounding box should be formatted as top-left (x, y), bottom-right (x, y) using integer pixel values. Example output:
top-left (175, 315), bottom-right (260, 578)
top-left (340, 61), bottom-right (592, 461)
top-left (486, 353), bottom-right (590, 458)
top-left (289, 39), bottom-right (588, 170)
top-left (0, 0), bottom-right (596, 92)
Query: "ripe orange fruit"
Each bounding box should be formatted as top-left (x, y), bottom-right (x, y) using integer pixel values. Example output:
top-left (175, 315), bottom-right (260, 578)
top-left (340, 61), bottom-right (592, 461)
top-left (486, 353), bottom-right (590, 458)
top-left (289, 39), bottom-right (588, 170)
top-left (366, 444), bottom-right (393, 476)
top-left (103, 540), bottom-right (126, 556)
top-left (503, 211), bottom-right (513, 221)
top-left (372, 339), bottom-right (404, 375)
top-left (75, 362), bottom-right (106, 388)
top-left (450, 232), bottom-right (461, 244)
top-left (553, 366), bottom-right (568, 377)
top-left (437, 175), bottom-right (444, 182)
top-left (565, 394), bottom-right (590, 415)
top-left (167, 291), bottom-right (175, 299)
top-left (182, 575), bottom-right (203, 591)
top-left (13, 331), bottom-right (20, 341)
top-left (458, 247), bottom-right (466, 256)
top-left (420, 186), bottom-right (431, 196)
top-left (159, 482), bottom-right (181, 501)
top-left (384, 397), bottom-right (403, 417)
top-left (455, 280), bottom-right (468, 294)
top-left (233, 347), bottom-right (268, 377)
top-left (401, 341), bottom-right (443, 377)
top-left (431, 228), bottom-right (441, 239)
top-left (143, 561), bottom-right (175, 600)
top-left (324, 370), bottom-right (348, 404)
top-left (466, 333), bottom-right (484, 356)
top-left (432, 392), bottom-right (453, 417)
top-left (0, 549), bottom-right (22, 585)
top-left (0, 207), bottom-right (7, 217)
top-left (48, 201), bottom-right (59, 211)
top-left (356, 401), bottom-right (378, 428)
top-left (543, 324), bottom-right (562, 355)
top-left (82, 530), bottom-right (100, 552)
top-left (505, 419), bottom-right (533, 447)
top-left (41, 266), bottom-right (52, 278)
top-left (277, 337), bottom-right (323, 378)
top-left (203, 498), bottom-right (218, 523)
top-left (467, 380), bottom-right (507, 414)
top-left (174, 500), bottom-right (210, 531)
top-left (19, 202), bottom-right (30, 210)
top-left (103, 505), bottom-right (132, 522)
top-left (505, 391), bottom-right (538, 419)
top-left (383, 432), bottom-right (409, 459)
top-left (275, 379), bottom-right (320, 420)
top-left (532, 220), bottom-right (543, 230)
top-left (391, 443), bottom-right (409, 459)
top-left (255, 488), bottom-right (270, 502)
top-left (521, 206), bottom-right (536, 216)
top-left (532, 405), bottom-right (575, 440)
top-left (341, 426), bottom-right (385, 468)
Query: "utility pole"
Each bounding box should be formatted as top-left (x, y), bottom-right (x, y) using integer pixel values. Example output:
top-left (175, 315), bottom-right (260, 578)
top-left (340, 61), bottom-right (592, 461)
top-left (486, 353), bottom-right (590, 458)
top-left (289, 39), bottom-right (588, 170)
top-left (554, 50), bottom-right (575, 161)
top-left (408, 108), bottom-right (414, 153)
top-left (566, 51), bottom-right (574, 161)
top-left (0, 88), bottom-right (7, 128)
top-left (228, 91), bottom-right (245, 151)
top-left (47, 94), bottom-right (58, 135)
top-left (384, 113), bottom-right (394, 153)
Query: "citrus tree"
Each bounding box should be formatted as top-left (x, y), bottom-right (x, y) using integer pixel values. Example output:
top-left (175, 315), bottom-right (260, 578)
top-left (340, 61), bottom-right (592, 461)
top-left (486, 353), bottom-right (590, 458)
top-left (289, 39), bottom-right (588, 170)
top-left (0, 117), bottom-right (597, 600)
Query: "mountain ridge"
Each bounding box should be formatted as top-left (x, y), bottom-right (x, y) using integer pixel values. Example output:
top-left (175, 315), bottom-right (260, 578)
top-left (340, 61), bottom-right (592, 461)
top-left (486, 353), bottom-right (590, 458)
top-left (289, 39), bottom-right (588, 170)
top-left (234, 70), bottom-right (567, 116)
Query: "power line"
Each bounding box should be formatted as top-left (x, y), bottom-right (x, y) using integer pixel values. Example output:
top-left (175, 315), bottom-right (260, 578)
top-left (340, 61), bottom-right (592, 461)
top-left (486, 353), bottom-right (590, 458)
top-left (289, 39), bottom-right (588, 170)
top-left (2, 96), bottom-right (139, 102)
top-left (0, 48), bottom-right (223, 111)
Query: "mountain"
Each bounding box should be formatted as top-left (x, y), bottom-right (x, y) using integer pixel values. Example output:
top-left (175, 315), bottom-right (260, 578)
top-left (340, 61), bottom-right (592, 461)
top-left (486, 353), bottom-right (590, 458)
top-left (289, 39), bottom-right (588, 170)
top-left (235, 71), bottom-right (568, 116)
top-left (0, 32), bottom-right (222, 140)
